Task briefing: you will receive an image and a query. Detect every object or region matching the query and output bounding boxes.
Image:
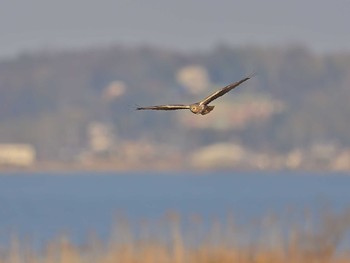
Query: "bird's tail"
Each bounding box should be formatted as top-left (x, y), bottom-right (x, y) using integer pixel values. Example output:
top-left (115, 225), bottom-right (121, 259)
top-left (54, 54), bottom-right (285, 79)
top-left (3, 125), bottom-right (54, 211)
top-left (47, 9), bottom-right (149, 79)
top-left (201, 105), bottom-right (215, 115)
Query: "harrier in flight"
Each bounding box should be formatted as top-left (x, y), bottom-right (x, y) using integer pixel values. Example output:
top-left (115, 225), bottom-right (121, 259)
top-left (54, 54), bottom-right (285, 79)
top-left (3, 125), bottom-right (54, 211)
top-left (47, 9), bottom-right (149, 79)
top-left (137, 74), bottom-right (253, 115)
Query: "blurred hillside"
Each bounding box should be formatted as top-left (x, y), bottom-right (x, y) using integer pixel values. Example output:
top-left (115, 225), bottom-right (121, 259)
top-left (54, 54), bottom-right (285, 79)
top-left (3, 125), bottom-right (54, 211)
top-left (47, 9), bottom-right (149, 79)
top-left (0, 45), bottom-right (350, 170)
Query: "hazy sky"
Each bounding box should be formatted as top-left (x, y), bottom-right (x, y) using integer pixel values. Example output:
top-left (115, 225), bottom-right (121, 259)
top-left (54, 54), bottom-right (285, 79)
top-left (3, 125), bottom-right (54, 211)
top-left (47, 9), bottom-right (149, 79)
top-left (1, 0), bottom-right (349, 58)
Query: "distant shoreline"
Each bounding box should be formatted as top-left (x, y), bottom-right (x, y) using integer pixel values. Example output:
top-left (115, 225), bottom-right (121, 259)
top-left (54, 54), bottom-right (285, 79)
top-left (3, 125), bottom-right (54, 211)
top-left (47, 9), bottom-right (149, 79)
top-left (0, 161), bottom-right (349, 175)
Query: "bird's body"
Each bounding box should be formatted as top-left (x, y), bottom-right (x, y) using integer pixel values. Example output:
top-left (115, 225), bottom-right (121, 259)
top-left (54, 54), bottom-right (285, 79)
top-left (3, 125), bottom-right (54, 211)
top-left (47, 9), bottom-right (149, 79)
top-left (137, 74), bottom-right (253, 115)
top-left (189, 104), bottom-right (214, 115)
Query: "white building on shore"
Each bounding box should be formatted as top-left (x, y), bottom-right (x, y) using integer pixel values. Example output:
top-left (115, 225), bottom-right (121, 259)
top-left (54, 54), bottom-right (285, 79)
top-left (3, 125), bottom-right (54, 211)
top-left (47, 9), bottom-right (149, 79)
top-left (0, 144), bottom-right (36, 167)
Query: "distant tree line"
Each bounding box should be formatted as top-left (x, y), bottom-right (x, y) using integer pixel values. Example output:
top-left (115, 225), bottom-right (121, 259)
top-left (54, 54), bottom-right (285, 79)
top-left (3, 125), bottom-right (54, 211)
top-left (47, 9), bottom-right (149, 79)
top-left (0, 44), bottom-right (349, 160)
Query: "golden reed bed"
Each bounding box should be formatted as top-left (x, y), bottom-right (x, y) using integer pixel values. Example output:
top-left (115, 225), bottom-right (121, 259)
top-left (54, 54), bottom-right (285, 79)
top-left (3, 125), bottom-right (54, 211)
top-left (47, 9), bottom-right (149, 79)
top-left (1, 210), bottom-right (350, 263)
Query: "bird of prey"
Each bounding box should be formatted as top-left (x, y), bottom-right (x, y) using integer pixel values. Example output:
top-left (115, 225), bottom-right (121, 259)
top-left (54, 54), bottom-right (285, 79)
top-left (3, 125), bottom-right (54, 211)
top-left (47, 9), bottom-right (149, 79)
top-left (137, 74), bottom-right (253, 115)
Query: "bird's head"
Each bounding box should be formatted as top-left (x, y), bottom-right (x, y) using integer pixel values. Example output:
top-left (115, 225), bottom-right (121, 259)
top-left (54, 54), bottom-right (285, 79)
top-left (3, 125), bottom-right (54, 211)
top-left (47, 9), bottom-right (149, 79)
top-left (190, 104), bottom-right (201, 114)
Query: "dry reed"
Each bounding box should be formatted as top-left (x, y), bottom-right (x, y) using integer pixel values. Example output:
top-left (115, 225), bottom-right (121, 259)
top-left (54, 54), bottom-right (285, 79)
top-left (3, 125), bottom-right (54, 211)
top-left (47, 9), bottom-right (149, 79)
top-left (1, 209), bottom-right (350, 263)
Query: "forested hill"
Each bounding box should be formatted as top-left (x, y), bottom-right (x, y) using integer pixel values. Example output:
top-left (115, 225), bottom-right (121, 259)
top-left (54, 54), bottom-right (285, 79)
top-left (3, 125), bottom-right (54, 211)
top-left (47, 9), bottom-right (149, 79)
top-left (0, 45), bottom-right (349, 160)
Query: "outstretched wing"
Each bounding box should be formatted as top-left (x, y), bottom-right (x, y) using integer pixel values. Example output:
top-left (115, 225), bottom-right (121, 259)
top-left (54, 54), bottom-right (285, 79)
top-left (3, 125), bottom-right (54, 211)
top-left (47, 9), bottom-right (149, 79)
top-left (136, 104), bottom-right (190, 111)
top-left (199, 74), bottom-right (253, 105)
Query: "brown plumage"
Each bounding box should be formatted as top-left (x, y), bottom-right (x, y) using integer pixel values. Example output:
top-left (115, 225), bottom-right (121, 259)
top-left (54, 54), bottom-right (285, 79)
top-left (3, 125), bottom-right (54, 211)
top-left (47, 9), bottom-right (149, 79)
top-left (137, 74), bottom-right (253, 115)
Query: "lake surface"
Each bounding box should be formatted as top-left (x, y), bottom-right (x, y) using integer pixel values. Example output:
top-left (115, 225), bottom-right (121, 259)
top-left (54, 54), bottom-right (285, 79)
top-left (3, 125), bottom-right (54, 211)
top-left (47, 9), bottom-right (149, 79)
top-left (0, 171), bottom-right (349, 247)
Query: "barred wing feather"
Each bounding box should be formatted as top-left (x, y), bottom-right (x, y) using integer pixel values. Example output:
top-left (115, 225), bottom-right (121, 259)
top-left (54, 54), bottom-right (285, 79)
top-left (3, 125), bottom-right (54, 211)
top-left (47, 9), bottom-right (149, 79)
top-left (199, 75), bottom-right (252, 105)
top-left (136, 104), bottom-right (190, 111)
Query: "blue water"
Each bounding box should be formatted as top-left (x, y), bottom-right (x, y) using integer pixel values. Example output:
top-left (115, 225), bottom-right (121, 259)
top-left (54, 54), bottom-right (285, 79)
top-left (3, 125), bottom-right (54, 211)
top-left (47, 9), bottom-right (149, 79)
top-left (0, 171), bottom-right (349, 247)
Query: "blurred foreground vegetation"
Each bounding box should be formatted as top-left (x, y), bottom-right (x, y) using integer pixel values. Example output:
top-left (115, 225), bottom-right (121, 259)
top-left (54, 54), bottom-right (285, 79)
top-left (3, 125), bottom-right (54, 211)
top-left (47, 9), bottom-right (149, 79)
top-left (2, 209), bottom-right (350, 263)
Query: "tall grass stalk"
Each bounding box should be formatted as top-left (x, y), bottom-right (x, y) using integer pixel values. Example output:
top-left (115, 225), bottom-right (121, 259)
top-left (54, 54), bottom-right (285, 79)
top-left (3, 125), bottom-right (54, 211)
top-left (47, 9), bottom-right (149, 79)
top-left (1, 209), bottom-right (349, 263)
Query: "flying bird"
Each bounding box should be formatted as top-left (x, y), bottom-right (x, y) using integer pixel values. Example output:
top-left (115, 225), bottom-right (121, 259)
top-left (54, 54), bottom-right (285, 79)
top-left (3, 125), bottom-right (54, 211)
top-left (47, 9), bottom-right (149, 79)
top-left (137, 74), bottom-right (253, 115)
